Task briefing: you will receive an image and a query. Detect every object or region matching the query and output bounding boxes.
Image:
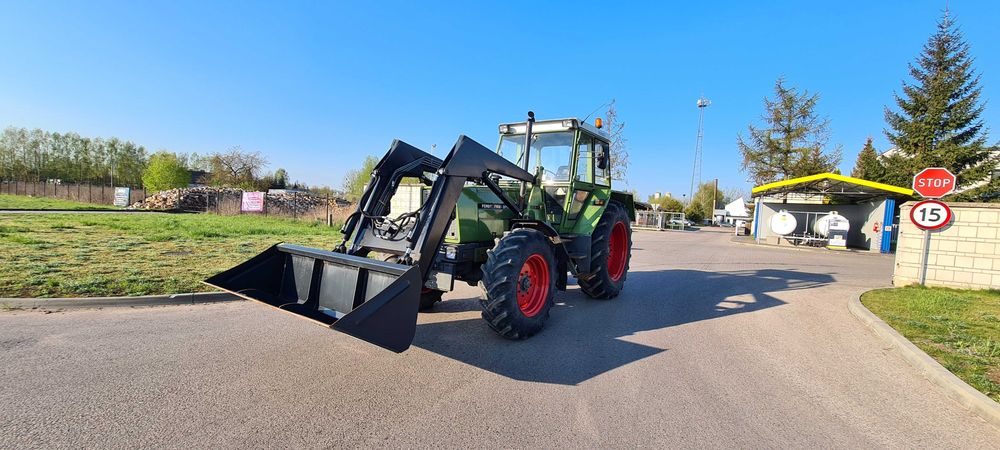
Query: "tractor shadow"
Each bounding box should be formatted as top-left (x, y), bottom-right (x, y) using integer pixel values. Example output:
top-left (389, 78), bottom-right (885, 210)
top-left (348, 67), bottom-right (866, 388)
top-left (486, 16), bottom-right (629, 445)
top-left (412, 268), bottom-right (834, 385)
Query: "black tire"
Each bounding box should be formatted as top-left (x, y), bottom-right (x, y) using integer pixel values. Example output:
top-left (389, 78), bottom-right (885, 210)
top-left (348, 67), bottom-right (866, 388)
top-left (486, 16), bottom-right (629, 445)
top-left (419, 289), bottom-right (444, 311)
top-left (578, 201), bottom-right (632, 299)
top-left (479, 228), bottom-right (556, 339)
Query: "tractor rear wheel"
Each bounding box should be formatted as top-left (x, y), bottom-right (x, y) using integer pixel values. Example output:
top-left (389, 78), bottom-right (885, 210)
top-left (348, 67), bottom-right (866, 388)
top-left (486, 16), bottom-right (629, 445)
top-left (579, 201), bottom-right (632, 299)
top-left (479, 228), bottom-right (556, 339)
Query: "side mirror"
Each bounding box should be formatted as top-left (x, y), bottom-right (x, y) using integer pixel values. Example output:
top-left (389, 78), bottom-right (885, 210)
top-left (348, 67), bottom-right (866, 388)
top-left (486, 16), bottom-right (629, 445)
top-left (596, 144), bottom-right (609, 170)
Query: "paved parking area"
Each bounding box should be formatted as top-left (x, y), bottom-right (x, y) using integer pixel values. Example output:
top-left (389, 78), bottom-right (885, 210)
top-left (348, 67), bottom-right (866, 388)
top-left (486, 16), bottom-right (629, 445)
top-left (2, 230), bottom-right (998, 448)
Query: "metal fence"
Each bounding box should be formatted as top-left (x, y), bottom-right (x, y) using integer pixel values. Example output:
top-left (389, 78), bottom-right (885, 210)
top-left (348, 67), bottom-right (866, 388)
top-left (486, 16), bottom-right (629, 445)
top-left (633, 210), bottom-right (686, 231)
top-left (161, 189), bottom-right (354, 226)
top-left (0, 180), bottom-right (146, 206)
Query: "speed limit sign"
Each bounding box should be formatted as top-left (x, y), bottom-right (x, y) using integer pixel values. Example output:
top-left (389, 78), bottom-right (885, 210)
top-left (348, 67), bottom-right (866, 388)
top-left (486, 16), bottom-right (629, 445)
top-left (910, 200), bottom-right (952, 230)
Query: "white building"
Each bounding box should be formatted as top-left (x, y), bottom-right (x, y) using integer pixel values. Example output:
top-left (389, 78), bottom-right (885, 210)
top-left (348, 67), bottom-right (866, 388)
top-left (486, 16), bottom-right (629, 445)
top-left (713, 197), bottom-right (751, 225)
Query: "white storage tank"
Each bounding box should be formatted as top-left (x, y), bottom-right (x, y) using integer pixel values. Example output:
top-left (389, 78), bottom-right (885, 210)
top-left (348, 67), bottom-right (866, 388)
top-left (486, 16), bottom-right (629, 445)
top-left (769, 210), bottom-right (798, 236)
top-left (813, 212), bottom-right (850, 238)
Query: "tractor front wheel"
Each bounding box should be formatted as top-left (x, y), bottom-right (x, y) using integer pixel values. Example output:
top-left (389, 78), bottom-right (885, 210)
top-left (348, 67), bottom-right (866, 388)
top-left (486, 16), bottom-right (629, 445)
top-left (479, 228), bottom-right (556, 339)
top-left (578, 201), bottom-right (632, 299)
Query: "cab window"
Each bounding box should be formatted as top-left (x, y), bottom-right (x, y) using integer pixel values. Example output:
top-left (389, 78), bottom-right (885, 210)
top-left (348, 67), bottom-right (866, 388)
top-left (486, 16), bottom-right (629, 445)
top-left (499, 132), bottom-right (574, 183)
top-left (575, 135), bottom-right (593, 183)
top-left (594, 141), bottom-right (611, 185)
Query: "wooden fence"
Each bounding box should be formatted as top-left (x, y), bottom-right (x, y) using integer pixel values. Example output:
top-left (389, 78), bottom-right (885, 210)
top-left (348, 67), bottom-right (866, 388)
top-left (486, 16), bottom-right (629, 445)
top-left (0, 181), bottom-right (147, 206)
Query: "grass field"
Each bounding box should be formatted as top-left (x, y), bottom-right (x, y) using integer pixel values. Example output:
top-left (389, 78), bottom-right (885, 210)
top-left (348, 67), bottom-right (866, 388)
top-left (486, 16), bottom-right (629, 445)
top-left (862, 286), bottom-right (1000, 402)
top-left (0, 212), bottom-right (342, 298)
top-left (0, 194), bottom-right (117, 210)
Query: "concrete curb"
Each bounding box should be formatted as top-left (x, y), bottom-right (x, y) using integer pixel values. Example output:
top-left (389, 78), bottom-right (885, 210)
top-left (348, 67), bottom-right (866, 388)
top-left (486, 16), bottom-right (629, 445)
top-left (0, 292), bottom-right (243, 310)
top-left (848, 292), bottom-right (1000, 430)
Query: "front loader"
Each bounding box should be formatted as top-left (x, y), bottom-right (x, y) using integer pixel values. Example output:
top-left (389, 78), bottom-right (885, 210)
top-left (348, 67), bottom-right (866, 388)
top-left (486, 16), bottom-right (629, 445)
top-left (206, 112), bottom-right (635, 352)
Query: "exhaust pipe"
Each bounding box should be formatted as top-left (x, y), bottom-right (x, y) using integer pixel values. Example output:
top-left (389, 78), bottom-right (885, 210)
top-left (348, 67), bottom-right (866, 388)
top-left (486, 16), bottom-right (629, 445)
top-left (205, 243), bottom-right (421, 352)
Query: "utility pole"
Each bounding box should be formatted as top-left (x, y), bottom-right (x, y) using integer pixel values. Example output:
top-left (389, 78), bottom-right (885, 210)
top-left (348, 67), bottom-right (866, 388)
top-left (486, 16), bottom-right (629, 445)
top-left (689, 96), bottom-right (710, 202)
top-left (711, 178), bottom-right (718, 225)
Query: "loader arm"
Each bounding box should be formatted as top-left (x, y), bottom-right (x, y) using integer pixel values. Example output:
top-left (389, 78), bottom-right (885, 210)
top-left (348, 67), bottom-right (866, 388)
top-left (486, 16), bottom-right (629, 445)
top-left (406, 135), bottom-right (534, 281)
top-left (336, 139), bottom-right (443, 255)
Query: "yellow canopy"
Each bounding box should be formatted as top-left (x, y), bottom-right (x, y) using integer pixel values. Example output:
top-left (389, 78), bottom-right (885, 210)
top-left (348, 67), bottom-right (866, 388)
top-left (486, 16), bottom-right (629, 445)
top-left (752, 173), bottom-right (914, 200)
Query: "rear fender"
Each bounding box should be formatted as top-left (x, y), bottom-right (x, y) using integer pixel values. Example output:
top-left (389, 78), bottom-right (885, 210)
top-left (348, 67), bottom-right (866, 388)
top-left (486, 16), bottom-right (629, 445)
top-left (610, 191), bottom-right (636, 221)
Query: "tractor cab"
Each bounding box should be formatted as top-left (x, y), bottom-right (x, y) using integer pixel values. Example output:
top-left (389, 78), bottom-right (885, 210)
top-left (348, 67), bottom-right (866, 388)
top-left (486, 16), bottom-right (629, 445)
top-left (495, 117), bottom-right (612, 231)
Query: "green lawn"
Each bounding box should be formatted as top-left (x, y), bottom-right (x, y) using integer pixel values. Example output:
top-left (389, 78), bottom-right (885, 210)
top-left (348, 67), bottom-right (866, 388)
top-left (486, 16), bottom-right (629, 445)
top-left (862, 286), bottom-right (1000, 402)
top-left (0, 194), bottom-right (117, 210)
top-left (0, 212), bottom-right (342, 298)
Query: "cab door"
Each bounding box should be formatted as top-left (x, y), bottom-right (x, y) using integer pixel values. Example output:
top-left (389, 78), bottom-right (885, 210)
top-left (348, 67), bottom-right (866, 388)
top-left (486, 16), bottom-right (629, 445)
top-left (560, 132), bottom-right (596, 232)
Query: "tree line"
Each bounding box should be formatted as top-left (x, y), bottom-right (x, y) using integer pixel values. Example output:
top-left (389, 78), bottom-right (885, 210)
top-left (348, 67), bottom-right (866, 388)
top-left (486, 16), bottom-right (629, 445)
top-left (0, 127), bottom-right (147, 187)
top-left (0, 126), bottom-right (312, 194)
top-left (738, 11), bottom-right (998, 201)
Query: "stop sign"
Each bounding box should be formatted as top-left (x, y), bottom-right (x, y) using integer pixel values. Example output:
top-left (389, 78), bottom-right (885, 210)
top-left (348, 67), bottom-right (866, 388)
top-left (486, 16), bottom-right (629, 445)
top-left (912, 167), bottom-right (956, 198)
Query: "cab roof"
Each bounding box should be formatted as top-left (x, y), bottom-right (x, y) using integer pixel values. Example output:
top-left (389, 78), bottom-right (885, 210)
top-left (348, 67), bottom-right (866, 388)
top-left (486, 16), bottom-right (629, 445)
top-left (498, 118), bottom-right (610, 142)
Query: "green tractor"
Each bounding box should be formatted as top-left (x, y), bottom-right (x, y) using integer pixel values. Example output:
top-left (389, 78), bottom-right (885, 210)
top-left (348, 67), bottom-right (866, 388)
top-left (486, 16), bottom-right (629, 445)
top-left (206, 112), bottom-right (635, 352)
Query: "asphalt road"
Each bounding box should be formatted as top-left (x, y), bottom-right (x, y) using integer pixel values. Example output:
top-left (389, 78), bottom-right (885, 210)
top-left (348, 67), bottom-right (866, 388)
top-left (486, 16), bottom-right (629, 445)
top-left (2, 231), bottom-right (998, 448)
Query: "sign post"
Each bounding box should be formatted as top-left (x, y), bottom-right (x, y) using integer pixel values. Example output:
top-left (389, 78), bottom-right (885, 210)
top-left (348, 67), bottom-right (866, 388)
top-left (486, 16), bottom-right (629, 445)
top-left (910, 200), bottom-right (952, 285)
top-left (909, 168), bottom-right (956, 285)
top-left (909, 199), bottom-right (954, 286)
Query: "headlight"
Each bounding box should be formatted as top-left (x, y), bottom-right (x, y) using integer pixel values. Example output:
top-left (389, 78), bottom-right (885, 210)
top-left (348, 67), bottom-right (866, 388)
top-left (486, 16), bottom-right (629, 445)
top-left (445, 247), bottom-right (457, 260)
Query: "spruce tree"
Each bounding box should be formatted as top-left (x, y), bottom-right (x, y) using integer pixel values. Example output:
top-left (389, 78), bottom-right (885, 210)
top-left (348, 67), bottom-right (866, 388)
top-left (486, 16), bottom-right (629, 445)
top-left (851, 137), bottom-right (884, 181)
top-left (884, 11), bottom-right (996, 192)
top-left (738, 78), bottom-right (842, 185)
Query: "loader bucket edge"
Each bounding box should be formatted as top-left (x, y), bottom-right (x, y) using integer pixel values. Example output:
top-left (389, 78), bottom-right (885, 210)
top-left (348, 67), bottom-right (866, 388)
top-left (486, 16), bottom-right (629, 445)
top-left (204, 243), bottom-right (421, 352)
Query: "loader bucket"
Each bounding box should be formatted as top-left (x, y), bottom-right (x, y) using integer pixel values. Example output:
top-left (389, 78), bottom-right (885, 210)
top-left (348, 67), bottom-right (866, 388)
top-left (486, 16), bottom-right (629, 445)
top-left (205, 243), bottom-right (421, 352)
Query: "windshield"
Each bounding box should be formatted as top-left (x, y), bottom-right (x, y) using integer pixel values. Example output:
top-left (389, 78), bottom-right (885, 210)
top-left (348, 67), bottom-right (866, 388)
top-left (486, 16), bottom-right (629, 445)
top-left (498, 132), bottom-right (574, 183)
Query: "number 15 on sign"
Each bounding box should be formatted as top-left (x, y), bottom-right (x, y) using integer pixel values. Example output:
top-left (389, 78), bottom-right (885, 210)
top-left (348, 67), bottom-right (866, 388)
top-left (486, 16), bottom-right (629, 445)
top-left (910, 200), bottom-right (952, 230)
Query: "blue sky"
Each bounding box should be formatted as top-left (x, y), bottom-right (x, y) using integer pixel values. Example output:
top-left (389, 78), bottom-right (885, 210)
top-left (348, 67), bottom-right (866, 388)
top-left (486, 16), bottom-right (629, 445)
top-left (1, 1), bottom-right (998, 199)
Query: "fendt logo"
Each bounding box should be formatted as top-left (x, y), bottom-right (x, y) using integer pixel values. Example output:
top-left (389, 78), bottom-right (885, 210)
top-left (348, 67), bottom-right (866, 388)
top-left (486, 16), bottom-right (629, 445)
top-left (912, 167), bottom-right (957, 198)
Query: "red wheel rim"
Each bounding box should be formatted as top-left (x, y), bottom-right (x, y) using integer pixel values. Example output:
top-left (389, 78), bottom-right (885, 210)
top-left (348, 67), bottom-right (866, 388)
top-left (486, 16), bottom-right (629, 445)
top-left (516, 254), bottom-right (549, 317)
top-left (608, 221), bottom-right (627, 281)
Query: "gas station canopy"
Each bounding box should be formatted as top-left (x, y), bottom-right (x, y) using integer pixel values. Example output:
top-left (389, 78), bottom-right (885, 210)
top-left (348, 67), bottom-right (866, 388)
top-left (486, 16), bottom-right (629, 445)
top-left (752, 173), bottom-right (914, 203)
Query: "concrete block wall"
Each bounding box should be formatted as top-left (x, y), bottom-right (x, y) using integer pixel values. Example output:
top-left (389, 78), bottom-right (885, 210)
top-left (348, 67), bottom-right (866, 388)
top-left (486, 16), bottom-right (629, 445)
top-left (893, 202), bottom-right (1000, 289)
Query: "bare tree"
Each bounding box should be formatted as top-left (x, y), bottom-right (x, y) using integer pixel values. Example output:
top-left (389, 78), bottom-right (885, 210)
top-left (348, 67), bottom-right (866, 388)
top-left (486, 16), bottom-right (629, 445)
top-left (604, 99), bottom-right (629, 183)
top-left (209, 146), bottom-right (269, 189)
